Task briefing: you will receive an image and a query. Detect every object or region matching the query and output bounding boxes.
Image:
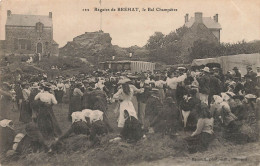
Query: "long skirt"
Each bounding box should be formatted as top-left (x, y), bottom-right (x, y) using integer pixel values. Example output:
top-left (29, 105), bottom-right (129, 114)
top-left (55, 90), bottom-right (64, 104)
top-left (118, 100), bottom-right (138, 128)
top-left (166, 89), bottom-right (176, 102)
top-left (158, 88), bottom-right (165, 103)
top-left (37, 102), bottom-right (62, 140)
top-left (138, 102), bottom-right (146, 125)
top-left (19, 101), bottom-right (32, 123)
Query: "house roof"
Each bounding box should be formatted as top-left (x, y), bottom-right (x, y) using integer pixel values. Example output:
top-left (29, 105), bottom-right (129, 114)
top-left (6, 14), bottom-right (52, 27)
top-left (184, 17), bottom-right (221, 29)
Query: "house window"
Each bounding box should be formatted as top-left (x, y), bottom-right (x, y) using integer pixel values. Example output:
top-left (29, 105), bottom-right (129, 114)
top-left (18, 39), bottom-right (31, 50)
top-left (19, 39), bottom-right (26, 49)
top-left (36, 22), bottom-right (44, 33)
top-left (27, 40), bottom-right (31, 50)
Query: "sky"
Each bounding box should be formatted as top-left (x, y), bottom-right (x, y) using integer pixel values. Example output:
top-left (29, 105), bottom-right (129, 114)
top-left (0, 0), bottom-right (259, 48)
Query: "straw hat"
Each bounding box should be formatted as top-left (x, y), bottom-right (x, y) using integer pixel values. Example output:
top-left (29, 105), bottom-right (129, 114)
top-left (43, 82), bottom-right (52, 89)
top-left (202, 67), bottom-right (210, 73)
top-left (31, 82), bottom-right (39, 88)
top-left (177, 67), bottom-right (186, 70)
top-left (245, 94), bottom-right (257, 99)
top-left (118, 78), bottom-right (131, 84)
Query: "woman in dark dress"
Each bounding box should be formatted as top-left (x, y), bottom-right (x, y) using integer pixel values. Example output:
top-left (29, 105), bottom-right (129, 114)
top-left (16, 119), bottom-right (49, 154)
top-left (68, 83), bottom-right (83, 121)
top-left (34, 83), bottom-right (62, 140)
top-left (185, 104), bottom-right (214, 153)
top-left (19, 82), bottom-right (32, 123)
top-left (29, 83), bottom-right (40, 118)
top-left (121, 110), bottom-right (143, 143)
top-left (55, 80), bottom-right (65, 104)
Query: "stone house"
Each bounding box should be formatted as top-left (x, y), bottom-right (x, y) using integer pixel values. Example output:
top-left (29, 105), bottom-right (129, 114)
top-left (176, 12), bottom-right (222, 63)
top-left (184, 12), bottom-right (222, 42)
top-left (1, 10), bottom-right (59, 56)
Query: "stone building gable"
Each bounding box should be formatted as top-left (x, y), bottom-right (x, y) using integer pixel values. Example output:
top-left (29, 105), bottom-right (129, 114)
top-left (184, 17), bottom-right (221, 30)
top-left (3, 10), bottom-right (58, 56)
top-left (179, 22), bottom-right (219, 63)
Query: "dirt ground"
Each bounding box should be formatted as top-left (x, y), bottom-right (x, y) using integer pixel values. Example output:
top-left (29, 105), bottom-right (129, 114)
top-left (2, 101), bottom-right (260, 166)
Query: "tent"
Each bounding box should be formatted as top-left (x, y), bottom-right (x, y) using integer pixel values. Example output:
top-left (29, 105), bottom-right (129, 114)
top-left (192, 53), bottom-right (260, 76)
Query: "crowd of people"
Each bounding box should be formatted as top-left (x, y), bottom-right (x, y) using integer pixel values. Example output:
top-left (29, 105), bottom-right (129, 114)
top-left (0, 64), bottom-right (260, 158)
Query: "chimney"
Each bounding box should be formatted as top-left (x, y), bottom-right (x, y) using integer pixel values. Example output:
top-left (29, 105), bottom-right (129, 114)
top-left (214, 14), bottom-right (218, 22)
top-left (185, 13), bottom-right (189, 23)
top-left (7, 10), bottom-right (11, 17)
top-left (49, 12), bottom-right (52, 18)
top-left (194, 12), bottom-right (203, 23)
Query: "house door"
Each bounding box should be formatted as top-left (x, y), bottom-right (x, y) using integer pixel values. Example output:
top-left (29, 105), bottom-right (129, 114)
top-left (36, 43), bottom-right (42, 53)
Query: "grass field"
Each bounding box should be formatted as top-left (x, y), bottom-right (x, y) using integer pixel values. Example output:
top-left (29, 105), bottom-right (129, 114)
top-left (2, 99), bottom-right (260, 166)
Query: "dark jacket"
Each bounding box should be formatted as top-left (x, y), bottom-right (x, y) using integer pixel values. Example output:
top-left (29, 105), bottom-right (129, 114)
top-left (197, 74), bottom-right (210, 94)
top-left (245, 71), bottom-right (257, 83)
top-left (209, 75), bottom-right (222, 95)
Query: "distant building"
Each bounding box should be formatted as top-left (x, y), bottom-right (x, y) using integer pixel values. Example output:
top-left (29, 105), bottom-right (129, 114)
top-left (176, 12), bottom-right (222, 63)
top-left (1, 10), bottom-right (59, 56)
top-left (184, 12), bottom-right (222, 42)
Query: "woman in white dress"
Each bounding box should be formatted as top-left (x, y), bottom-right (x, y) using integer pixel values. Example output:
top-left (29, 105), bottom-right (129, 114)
top-left (113, 78), bottom-right (143, 128)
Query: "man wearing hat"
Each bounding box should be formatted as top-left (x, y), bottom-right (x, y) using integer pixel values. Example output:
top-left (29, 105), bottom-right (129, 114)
top-left (232, 67), bottom-right (241, 81)
top-left (244, 74), bottom-right (256, 95)
top-left (20, 82), bottom-right (32, 123)
top-left (14, 81), bottom-right (23, 112)
top-left (28, 83), bottom-right (40, 111)
top-left (245, 66), bottom-right (257, 84)
top-left (144, 88), bottom-right (162, 130)
top-left (136, 74), bottom-right (150, 126)
top-left (208, 69), bottom-right (222, 105)
top-left (197, 67), bottom-right (210, 105)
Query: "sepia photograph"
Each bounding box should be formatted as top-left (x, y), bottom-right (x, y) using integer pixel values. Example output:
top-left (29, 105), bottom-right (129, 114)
top-left (0, 0), bottom-right (260, 165)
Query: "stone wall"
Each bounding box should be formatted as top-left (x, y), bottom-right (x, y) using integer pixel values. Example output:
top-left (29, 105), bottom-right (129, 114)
top-left (52, 43), bottom-right (59, 56)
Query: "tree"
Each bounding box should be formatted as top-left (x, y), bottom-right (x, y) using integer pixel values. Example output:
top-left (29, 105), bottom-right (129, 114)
top-left (190, 39), bottom-right (221, 60)
top-left (146, 32), bottom-right (165, 50)
top-left (176, 26), bottom-right (189, 38)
